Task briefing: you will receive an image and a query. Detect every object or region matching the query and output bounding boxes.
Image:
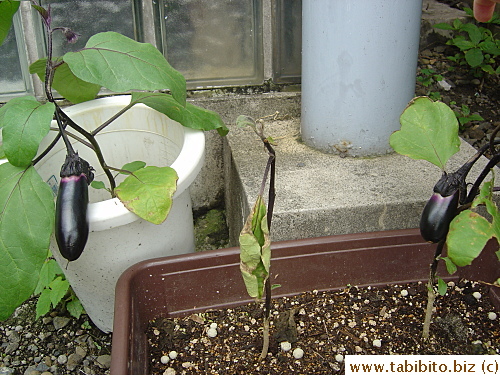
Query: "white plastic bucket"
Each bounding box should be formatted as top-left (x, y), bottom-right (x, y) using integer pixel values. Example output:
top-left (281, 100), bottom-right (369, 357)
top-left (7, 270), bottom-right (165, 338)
top-left (35, 95), bottom-right (205, 332)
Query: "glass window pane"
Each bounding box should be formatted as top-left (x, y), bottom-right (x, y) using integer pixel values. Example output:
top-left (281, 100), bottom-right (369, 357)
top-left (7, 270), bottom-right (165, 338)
top-left (160, 0), bottom-right (263, 88)
top-left (0, 18), bottom-right (28, 96)
top-left (273, 0), bottom-right (301, 83)
top-left (42, 0), bottom-right (135, 56)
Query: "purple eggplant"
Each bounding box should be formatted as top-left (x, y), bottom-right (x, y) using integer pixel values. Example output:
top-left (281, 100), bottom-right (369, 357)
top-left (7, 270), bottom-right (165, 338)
top-left (55, 153), bottom-right (94, 261)
top-left (420, 190), bottom-right (459, 243)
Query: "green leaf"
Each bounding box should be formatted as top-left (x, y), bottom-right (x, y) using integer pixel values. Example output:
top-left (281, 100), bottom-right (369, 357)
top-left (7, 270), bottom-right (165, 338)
top-left (453, 19), bottom-right (463, 30)
top-left (0, 96), bottom-right (55, 167)
top-left (239, 196), bottom-right (271, 300)
top-left (465, 48), bottom-right (484, 67)
top-left (35, 258), bottom-right (60, 295)
top-left (66, 297), bottom-right (84, 319)
top-left (29, 59), bottom-right (101, 104)
top-left (63, 32), bottom-right (186, 105)
top-left (0, 0), bottom-right (19, 46)
top-left (433, 22), bottom-right (454, 30)
top-left (462, 23), bottom-right (483, 45)
top-left (115, 166), bottom-right (178, 224)
top-left (0, 163), bottom-right (55, 320)
top-left (90, 180), bottom-right (106, 190)
top-left (130, 92), bottom-right (229, 136)
top-left (437, 277), bottom-right (448, 296)
top-left (480, 40), bottom-right (500, 55)
top-left (447, 210), bottom-right (493, 267)
top-left (440, 256), bottom-right (458, 275)
top-left (120, 160), bottom-right (146, 174)
top-left (48, 276), bottom-right (70, 308)
top-left (35, 288), bottom-right (52, 319)
top-left (452, 37), bottom-right (475, 51)
top-left (390, 97), bottom-right (460, 169)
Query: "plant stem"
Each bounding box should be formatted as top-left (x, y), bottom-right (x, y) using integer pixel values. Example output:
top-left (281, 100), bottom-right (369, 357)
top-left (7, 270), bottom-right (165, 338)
top-left (91, 103), bottom-right (135, 136)
top-left (466, 153), bottom-right (500, 204)
top-left (56, 106), bottom-right (116, 194)
top-left (257, 130), bottom-right (276, 361)
top-left (422, 240), bottom-right (445, 340)
top-left (259, 316), bottom-right (270, 361)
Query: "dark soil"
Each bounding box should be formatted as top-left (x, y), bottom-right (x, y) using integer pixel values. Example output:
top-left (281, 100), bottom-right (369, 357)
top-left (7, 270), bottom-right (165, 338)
top-left (146, 280), bottom-right (499, 374)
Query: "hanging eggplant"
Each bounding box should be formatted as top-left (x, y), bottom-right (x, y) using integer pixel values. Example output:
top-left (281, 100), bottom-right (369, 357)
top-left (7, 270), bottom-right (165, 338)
top-left (55, 152), bottom-right (94, 261)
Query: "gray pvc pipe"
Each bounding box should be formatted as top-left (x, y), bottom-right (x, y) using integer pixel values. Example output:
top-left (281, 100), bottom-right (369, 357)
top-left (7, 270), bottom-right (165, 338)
top-left (301, 0), bottom-right (423, 156)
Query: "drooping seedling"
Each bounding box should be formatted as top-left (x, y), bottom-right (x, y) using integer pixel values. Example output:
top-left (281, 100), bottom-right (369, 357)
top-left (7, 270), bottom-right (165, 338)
top-left (237, 113), bottom-right (277, 361)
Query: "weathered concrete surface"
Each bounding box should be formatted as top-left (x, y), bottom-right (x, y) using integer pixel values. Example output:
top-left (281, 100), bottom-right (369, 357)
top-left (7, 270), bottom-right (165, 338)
top-left (224, 116), bottom-right (496, 245)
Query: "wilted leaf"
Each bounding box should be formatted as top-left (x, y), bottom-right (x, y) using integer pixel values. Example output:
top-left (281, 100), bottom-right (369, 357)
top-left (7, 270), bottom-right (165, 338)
top-left (115, 166), bottom-right (178, 224)
top-left (390, 97), bottom-right (460, 169)
top-left (239, 196), bottom-right (271, 300)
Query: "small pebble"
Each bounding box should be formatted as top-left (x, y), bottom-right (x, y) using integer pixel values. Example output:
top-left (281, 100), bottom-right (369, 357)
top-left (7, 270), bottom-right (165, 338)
top-left (163, 368), bottom-right (176, 375)
top-left (372, 339), bottom-right (382, 348)
top-left (292, 348), bottom-right (304, 359)
top-left (472, 292), bottom-right (482, 300)
top-left (280, 341), bottom-right (292, 352)
top-left (335, 354), bottom-right (344, 363)
top-left (488, 312), bottom-right (497, 320)
top-left (209, 323), bottom-right (217, 330)
top-left (57, 355), bottom-right (67, 365)
top-left (400, 290), bottom-right (408, 297)
top-left (168, 351), bottom-right (178, 360)
top-left (161, 355), bottom-right (170, 364)
top-left (206, 328), bottom-right (217, 338)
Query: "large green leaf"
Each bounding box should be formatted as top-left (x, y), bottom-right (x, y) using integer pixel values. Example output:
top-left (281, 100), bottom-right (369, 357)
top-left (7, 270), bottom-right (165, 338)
top-left (0, 96), bottom-right (55, 167)
top-left (446, 210), bottom-right (493, 267)
top-left (390, 97), bottom-right (460, 169)
top-left (30, 59), bottom-right (101, 104)
top-left (0, 1), bottom-right (20, 46)
top-left (239, 196), bottom-right (271, 300)
top-left (130, 92), bottom-right (228, 136)
top-left (115, 166), bottom-right (178, 225)
top-left (63, 32), bottom-right (186, 106)
top-left (0, 163), bottom-right (55, 320)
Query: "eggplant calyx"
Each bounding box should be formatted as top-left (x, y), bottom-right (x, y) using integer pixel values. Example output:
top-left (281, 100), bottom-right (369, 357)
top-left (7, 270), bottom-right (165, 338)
top-left (60, 152), bottom-right (94, 184)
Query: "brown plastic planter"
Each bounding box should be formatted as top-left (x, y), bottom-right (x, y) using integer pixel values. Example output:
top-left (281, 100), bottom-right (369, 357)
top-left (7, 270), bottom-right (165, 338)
top-left (110, 228), bottom-right (500, 375)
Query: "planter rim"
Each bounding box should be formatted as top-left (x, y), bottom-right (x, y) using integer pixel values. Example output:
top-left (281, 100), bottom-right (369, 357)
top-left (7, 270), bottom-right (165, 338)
top-left (61, 95), bottom-right (205, 230)
top-left (111, 228), bottom-right (499, 375)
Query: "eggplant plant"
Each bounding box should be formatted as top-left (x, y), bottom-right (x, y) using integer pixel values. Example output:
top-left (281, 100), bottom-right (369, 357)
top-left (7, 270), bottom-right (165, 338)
top-left (236, 114), bottom-right (277, 360)
top-left (0, 1), bottom-right (228, 321)
top-left (390, 96), bottom-right (500, 339)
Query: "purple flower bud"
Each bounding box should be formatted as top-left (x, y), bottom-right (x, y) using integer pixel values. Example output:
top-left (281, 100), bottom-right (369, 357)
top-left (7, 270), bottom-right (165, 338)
top-left (61, 27), bottom-right (80, 44)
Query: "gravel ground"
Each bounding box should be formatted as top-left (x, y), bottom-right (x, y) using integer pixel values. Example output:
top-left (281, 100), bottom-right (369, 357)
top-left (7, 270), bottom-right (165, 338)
top-left (1, 9), bottom-right (499, 375)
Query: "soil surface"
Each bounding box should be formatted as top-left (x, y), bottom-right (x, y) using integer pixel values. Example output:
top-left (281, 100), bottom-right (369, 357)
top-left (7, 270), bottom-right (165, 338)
top-left (146, 280), bottom-right (499, 374)
top-left (1, 7), bottom-right (499, 375)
